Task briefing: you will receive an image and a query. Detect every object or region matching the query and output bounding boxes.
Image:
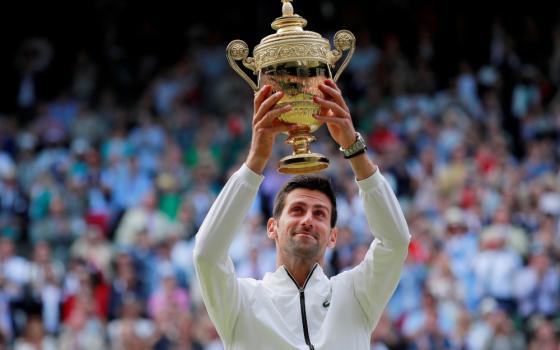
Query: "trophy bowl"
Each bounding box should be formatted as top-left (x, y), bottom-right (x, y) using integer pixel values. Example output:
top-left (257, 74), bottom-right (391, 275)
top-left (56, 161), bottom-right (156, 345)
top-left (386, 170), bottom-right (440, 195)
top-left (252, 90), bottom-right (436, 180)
top-left (260, 61), bottom-right (328, 132)
top-left (226, 0), bottom-right (355, 174)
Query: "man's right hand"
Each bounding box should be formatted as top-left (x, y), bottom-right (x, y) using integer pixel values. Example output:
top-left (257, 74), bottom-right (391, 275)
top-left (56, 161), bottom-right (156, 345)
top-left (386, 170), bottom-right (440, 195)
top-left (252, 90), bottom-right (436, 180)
top-left (245, 85), bottom-right (293, 174)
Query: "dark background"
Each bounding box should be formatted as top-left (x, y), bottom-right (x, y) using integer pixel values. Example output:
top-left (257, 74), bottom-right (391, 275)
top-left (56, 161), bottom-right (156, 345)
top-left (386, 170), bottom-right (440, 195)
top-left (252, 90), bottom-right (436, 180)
top-left (1, 0), bottom-right (558, 109)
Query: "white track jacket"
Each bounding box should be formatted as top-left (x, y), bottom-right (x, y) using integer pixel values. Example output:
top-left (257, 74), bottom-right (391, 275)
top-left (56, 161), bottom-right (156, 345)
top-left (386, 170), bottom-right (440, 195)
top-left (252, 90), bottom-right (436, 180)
top-left (194, 164), bottom-right (410, 350)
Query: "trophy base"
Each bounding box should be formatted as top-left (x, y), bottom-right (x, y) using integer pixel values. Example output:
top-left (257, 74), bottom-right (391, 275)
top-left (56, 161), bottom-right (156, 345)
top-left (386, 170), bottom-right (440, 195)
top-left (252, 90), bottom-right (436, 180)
top-left (277, 153), bottom-right (329, 174)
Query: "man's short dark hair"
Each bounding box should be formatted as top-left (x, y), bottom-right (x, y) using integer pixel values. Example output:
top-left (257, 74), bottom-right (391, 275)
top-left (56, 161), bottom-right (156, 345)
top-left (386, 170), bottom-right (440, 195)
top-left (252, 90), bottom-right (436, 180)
top-left (272, 175), bottom-right (337, 227)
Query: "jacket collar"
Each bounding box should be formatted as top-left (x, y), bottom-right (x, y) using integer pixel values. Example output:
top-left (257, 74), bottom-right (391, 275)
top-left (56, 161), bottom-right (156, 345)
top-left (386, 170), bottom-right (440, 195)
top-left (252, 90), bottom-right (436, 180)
top-left (263, 263), bottom-right (328, 293)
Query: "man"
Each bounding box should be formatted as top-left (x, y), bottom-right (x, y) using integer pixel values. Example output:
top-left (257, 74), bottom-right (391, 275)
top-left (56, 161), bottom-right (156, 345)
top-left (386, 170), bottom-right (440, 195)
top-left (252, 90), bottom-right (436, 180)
top-left (193, 80), bottom-right (410, 349)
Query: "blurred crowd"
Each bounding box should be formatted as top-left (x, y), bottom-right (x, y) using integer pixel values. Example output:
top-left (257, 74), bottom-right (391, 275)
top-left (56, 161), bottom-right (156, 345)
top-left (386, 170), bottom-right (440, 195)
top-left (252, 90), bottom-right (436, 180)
top-left (1, 3), bottom-right (560, 350)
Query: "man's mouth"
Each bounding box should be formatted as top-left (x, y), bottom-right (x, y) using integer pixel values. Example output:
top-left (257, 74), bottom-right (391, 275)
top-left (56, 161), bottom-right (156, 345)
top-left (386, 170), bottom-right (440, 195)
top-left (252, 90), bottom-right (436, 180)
top-left (293, 232), bottom-right (317, 240)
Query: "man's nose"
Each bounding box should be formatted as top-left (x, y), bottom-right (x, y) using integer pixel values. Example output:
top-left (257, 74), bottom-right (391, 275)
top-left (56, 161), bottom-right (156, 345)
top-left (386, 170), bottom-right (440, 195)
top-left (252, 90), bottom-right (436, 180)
top-left (300, 211), bottom-right (314, 228)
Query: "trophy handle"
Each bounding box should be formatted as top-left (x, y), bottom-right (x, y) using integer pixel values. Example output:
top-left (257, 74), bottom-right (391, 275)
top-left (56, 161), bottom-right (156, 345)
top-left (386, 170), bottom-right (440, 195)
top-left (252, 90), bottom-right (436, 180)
top-left (226, 40), bottom-right (258, 91)
top-left (329, 30), bottom-right (356, 83)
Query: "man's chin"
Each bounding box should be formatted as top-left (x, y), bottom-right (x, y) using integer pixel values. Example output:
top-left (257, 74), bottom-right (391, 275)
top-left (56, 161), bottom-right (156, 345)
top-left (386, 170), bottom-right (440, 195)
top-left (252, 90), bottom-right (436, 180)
top-left (288, 240), bottom-right (320, 259)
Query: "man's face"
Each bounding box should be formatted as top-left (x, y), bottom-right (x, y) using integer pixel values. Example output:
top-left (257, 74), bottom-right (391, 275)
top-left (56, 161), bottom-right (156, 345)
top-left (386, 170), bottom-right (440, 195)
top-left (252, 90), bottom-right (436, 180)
top-left (268, 189), bottom-right (337, 261)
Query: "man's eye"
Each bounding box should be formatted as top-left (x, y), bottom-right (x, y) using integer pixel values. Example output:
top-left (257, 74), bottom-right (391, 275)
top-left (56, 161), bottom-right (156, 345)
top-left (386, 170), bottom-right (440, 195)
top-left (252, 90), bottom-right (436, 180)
top-left (314, 211), bottom-right (326, 218)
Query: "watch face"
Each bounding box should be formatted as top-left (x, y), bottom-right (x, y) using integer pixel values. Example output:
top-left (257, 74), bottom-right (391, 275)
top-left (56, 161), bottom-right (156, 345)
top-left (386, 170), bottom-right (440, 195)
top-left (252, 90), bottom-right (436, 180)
top-left (343, 132), bottom-right (366, 156)
top-left (356, 134), bottom-right (365, 147)
top-left (354, 134), bottom-right (364, 147)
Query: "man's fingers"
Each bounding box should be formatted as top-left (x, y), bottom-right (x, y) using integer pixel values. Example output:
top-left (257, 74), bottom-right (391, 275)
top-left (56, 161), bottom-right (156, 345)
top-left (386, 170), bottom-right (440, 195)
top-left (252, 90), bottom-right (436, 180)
top-left (254, 91), bottom-right (285, 123)
top-left (254, 85), bottom-right (272, 112)
top-left (264, 123), bottom-right (293, 134)
top-left (313, 96), bottom-right (350, 118)
top-left (324, 79), bottom-right (341, 93)
top-left (313, 113), bottom-right (349, 125)
top-left (318, 83), bottom-right (349, 112)
top-left (259, 104), bottom-right (292, 126)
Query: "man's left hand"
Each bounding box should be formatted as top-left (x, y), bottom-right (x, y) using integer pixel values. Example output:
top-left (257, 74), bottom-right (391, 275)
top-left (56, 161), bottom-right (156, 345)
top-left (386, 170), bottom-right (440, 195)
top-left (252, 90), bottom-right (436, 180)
top-left (312, 80), bottom-right (356, 149)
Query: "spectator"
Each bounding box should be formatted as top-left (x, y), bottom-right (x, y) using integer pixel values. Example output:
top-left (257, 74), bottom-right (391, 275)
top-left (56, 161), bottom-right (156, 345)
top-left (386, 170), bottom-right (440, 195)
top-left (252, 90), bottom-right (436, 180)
top-left (115, 189), bottom-right (172, 247)
top-left (442, 206), bottom-right (479, 311)
top-left (0, 165), bottom-right (28, 241)
top-left (70, 224), bottom-right (113, 278)
top-left (13, 315), bottom-right (57, 350)
top-left (0, 270), bottom-right (15, 343)
top-left (482, 205), bottom-right (529, 257)
top-left (108, 250), bottom-right (146, 320)
top-left (107, 294), bottom-right (159, 350)
top-left (0, 236), bottom-right (29, 295)
top-left (514, 249), bottom-right (559, 319)
top-left (61, 259), bottom-right (110, 323)
top-left (58, 297), bottom-right (107, 350)
top-left (27, 241), bottom-right (64, 334)
top-left (527, 317), bottom-right (559, 350)
top-left (29, 194), bottom-right (85, 262)
top-left (473, 228), bottom-right (522, 314)
top-left (147, 265), bottom-right (190, 321)
top-left (482, 308), bottom-right (526, 350)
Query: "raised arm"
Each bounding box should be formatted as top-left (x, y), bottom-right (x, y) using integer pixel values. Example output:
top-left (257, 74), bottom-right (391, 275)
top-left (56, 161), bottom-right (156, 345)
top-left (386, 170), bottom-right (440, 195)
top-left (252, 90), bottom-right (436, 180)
top-left (193, 163), bottom-right (262, 343)
top-left (193, 85), bottom-right (292, 343)
top-left (313, 80), bottom-right (411, 328)
top-left (351, 170), bottom-right (411, 328)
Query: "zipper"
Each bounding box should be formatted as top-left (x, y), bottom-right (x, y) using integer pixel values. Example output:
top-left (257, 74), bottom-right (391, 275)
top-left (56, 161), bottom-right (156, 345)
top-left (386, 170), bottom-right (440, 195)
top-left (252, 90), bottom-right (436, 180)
top-left (284, 264), bottom-right (318, 350)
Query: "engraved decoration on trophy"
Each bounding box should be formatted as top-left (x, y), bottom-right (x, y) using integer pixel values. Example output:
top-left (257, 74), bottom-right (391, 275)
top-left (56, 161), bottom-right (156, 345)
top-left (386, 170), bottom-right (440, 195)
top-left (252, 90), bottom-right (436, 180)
top-left (226, 0), bottom-right (355, 174)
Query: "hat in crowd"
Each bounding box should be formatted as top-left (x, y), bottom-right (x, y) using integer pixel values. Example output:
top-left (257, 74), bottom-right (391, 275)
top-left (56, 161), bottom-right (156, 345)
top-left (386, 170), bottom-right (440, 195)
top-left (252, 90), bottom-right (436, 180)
top-left (538, 175), bottom-right (560, 215)
top-left (156, 172), bottom-right (178, 191)
top-left (479, 297), bottom-right (499, 315)
top-left (445, 206), bottom-right (466, 228)
top-left (481, 226), bottom-right (507, 246)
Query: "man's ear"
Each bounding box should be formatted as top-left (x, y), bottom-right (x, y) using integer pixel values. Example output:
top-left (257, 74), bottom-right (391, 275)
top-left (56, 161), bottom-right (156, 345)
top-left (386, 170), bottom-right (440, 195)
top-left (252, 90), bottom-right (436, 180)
top-left (327, 227), bottom-right (338, 249)
top-left (267, 218), bottom-right (277, 240)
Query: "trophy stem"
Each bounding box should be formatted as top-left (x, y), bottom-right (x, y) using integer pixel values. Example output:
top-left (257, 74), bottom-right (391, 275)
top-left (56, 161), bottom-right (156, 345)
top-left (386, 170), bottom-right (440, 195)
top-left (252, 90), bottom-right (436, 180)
top-left (278, 128), bottom-right (329, 174)
top-left (286, 133), bottom-right (315, 155)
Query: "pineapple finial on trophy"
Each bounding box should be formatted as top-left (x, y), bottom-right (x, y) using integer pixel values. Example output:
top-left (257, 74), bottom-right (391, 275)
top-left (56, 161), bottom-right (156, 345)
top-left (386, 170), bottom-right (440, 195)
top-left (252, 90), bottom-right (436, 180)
top-left (282, 0), bottom-right (294, 16)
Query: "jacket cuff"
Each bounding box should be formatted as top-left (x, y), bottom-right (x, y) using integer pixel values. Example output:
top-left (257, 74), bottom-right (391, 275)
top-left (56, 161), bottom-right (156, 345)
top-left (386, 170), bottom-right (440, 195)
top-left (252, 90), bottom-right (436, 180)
top-left (356, 169), bottom-right (384, 192)
top-left (239, 163), bottom-right (265, 187)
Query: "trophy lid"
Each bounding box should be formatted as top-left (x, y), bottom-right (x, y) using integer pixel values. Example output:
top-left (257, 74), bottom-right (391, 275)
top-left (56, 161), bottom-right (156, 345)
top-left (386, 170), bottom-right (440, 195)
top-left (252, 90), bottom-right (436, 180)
top-left (270, 0), bottom-right (307, 33)
top-left (253, 0), bottom-right (331, 71)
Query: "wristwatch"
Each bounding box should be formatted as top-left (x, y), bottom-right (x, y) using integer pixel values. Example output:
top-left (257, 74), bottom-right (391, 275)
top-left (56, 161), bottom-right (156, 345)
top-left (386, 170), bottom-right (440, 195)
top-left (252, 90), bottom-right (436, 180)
top-left (339, 132), bottom-right (367, 159)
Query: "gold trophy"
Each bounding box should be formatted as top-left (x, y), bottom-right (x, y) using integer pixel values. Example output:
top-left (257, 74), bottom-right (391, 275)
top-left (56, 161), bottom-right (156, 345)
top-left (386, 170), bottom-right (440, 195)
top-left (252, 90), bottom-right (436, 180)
top-left (226, 0), bottom-right (355, 174)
